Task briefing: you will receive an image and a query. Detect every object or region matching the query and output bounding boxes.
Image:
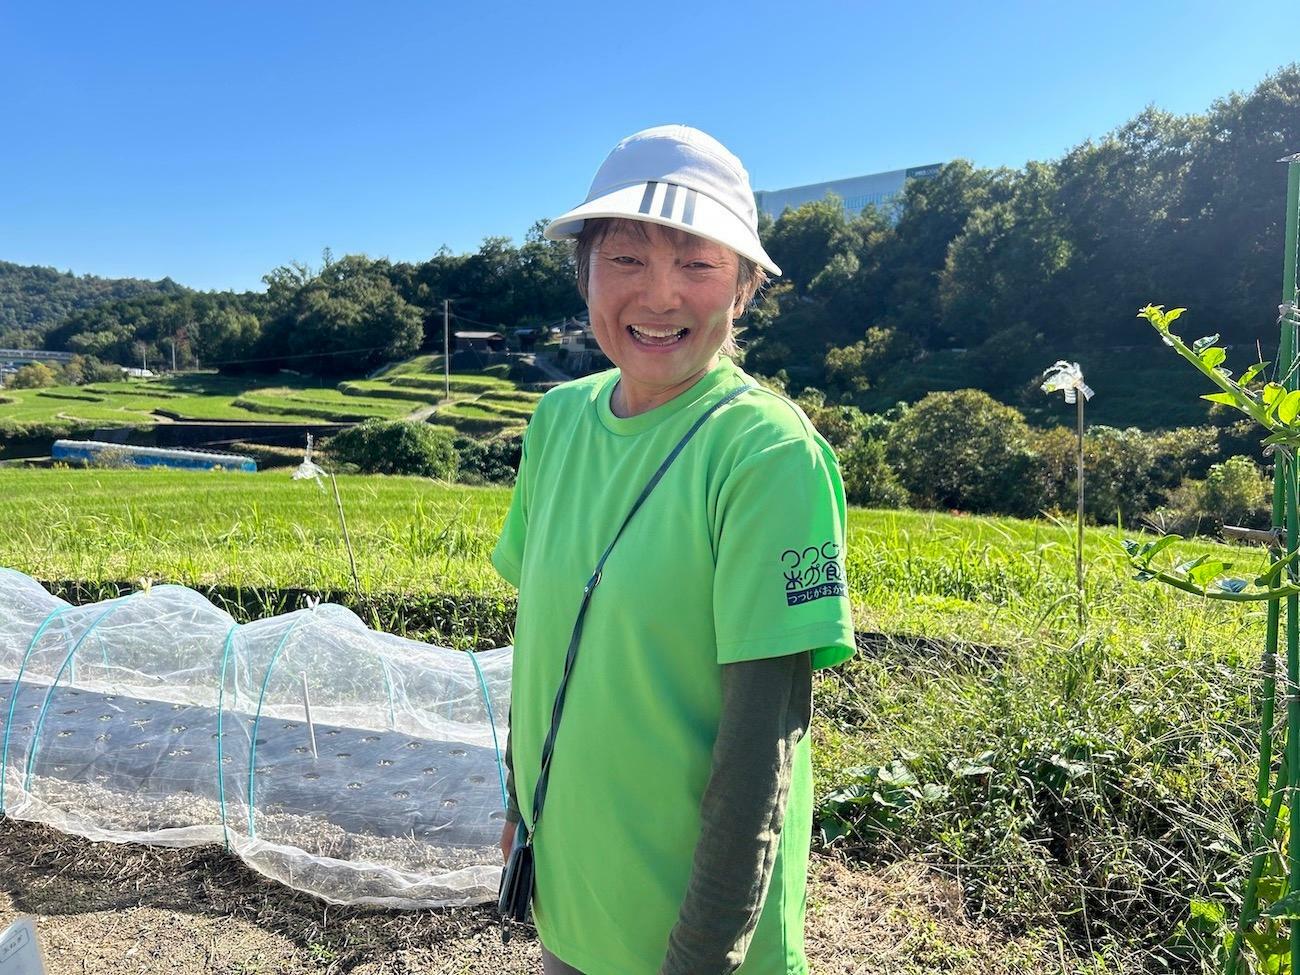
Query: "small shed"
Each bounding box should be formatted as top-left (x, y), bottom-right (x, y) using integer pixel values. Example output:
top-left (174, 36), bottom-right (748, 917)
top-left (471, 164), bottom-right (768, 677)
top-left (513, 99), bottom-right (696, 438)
top-left (452, 331), bottom-right (506, 353)
top-left (514, 328), bottom-right (540, 353)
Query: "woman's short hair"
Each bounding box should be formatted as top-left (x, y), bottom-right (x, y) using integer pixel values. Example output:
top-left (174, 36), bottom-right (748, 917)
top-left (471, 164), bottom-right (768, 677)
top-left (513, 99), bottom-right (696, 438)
top-left (573, 217), bottom-right (768, 359)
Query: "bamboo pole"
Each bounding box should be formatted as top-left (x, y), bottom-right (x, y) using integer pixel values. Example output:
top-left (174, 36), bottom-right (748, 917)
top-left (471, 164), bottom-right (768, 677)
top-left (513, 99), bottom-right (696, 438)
top-left (301, 671), bottom-right (318, 761)
top-left (329, 472), bottom-right (362, 602)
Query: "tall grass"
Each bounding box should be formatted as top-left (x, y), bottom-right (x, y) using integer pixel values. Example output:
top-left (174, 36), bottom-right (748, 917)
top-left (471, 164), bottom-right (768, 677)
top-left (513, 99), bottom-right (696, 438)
top-left (821, 510), bottom-right (1262, 971)
top-left (0, 469), bottom-right (1274, 969)
top-left (0, 468), bottom-right (508, 594)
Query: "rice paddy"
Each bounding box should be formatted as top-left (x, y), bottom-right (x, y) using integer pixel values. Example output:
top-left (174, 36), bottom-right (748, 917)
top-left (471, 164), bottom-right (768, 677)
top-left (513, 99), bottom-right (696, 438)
top-left (0, 356), bottom-right (543, 440)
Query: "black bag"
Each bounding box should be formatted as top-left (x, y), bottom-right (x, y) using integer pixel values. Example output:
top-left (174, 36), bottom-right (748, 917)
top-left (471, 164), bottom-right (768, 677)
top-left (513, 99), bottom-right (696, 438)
top-left (497, 823), bottom-right (534, 936)
top-left (496, 382), bottom-right (754, 944)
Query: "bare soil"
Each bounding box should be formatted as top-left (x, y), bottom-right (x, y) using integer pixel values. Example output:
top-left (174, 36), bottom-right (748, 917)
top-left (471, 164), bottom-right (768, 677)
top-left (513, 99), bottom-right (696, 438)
top-left (0, 819), bottom-right (1057, 974)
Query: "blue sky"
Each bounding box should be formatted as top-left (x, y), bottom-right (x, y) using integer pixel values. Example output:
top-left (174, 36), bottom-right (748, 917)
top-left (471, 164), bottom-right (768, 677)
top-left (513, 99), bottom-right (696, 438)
top-left (2, 0), bottom-right (1296, 293)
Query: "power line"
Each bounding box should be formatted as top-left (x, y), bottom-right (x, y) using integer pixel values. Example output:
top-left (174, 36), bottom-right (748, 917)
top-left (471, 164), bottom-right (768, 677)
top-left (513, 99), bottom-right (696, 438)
top-left (448, 310), bottom-right (505, 331)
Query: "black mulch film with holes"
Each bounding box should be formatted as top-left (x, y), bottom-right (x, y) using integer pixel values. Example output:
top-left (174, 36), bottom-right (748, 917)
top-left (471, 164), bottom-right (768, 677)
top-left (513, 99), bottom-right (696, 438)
top-left (0, 567), bottom-right (512, 908)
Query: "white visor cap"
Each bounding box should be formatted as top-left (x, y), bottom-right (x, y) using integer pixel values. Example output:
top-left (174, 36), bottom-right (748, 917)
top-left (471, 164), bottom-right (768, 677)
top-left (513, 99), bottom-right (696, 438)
top-left (544, 124), bottom-right (781, 276)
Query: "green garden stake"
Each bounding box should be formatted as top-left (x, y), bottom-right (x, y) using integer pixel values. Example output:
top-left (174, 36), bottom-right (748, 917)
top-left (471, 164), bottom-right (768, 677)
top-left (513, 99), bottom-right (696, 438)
top-left (1126, 154), bottom-right (1299, 975)
top-left (1283, 152), bottom-right (1300, 975)
top-left (1227, 153), bottom-right (1299, 975)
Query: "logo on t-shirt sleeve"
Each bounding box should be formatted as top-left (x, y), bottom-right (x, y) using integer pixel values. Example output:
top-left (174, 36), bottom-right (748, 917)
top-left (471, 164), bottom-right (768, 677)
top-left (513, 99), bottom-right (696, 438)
top-left (781, 541), bottom-right (848, 606)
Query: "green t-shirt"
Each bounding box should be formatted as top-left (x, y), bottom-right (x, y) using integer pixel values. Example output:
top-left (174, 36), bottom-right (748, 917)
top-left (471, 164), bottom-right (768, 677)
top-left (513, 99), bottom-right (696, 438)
top-left (491, 356), bottom-right (855, 975)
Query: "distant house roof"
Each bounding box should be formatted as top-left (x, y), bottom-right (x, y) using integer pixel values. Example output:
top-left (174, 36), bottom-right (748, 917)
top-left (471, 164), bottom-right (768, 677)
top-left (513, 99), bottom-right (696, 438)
top-left (454, 331), bottom-right (505, 340)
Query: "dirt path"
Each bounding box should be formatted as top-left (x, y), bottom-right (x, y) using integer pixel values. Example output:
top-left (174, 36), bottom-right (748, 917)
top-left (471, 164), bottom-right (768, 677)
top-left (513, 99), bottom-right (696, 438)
top-left (518, 355), bottom-right (571, 384)
top-left (400, 390), bottom-right (484, 425)
top-left (403, 402), bottom-right (442, 422)
top-left (0, 820), bottom-right (1059, 974)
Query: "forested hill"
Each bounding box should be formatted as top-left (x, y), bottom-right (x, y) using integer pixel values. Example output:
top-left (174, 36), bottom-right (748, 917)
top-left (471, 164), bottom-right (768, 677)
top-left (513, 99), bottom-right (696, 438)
top-left (5, 66), bottom-right (1299, 432)
top-left (739, 64), bottom-right (1300, 423)
top-left (0, 262), bottom-right (186, 348)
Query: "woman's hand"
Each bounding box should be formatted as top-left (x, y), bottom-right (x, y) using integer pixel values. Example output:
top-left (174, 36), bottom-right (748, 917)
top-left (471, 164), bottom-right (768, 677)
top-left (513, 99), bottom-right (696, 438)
top-left (500, 820), bottom-right (517, 864)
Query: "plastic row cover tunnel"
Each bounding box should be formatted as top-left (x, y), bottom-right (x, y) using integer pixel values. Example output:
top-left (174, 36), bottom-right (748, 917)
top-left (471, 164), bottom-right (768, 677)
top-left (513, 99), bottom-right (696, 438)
top-left (0, 568), bottom-right (512, 908)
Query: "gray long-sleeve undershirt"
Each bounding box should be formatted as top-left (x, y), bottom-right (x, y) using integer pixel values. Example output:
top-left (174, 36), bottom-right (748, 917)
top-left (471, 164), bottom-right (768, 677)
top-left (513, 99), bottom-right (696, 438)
top-left (503, 650), bottom-right (813, 975)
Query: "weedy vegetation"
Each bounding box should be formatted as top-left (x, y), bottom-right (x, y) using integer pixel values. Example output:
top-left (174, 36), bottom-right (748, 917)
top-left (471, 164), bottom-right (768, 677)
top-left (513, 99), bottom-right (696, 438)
top-left (0, 461), bottom-right (1275, 971)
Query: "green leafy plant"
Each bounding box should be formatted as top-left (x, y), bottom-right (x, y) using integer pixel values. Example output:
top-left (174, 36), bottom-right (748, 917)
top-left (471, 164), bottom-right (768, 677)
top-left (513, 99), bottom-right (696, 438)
top-left (818, 757), bottom-right (946, 844)
top-left (1126, 306), bottom-right (1296, 603)
top-left (1131, 302), bottom-right (1300, 975)
top-left (1137, 305), bottom-right (1281, 440)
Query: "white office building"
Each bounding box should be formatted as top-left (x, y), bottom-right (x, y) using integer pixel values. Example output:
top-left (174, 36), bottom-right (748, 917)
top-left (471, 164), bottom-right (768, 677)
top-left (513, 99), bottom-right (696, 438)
top-left (755, 163), bottom-right (943, 221)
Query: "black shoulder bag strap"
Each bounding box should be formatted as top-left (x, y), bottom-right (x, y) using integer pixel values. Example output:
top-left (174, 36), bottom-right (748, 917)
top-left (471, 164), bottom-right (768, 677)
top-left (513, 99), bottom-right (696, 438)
top-left (498, 381), bottom-right (755, 940)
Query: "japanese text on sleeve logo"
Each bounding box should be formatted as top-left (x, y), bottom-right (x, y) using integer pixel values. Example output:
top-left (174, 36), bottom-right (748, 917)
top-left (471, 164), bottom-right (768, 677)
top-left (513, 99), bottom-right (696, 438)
top-left (781, 541), bottom-right (848, 606)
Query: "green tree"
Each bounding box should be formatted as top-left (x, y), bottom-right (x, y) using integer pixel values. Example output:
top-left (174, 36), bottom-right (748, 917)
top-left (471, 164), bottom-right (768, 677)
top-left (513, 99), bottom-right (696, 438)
top-left (193, 307), bottom-right (261, 367)
top-left (260, 255), bottom-right (423, 374)
top-left (822, 326), bottom-right (911, 402)
top-left (841, 437), bottom-right (908, 509)
top-left (1199, 455), bottom-right (1270, 528)
top-left (886, 389), bottom-right (1037, 515)
top-left (57, 355), bottom-right (87, 385)
top-left (1176, 65), bottom-right (1300, 342)
top-left (878, 160), bottom-right (1005, 344)
top-left (1051, 107), bottom-right (1204, 345)
top-left (939, 162), bottom-right (1073, 348)
top-left (8, 362), bottom-right (57, 388)
top-left (325, 419), bottom-right (459, 479)
top-left (1033, 424), bottom-right (1157, 525)
top-left (764, 196), bottom-right (851, 295)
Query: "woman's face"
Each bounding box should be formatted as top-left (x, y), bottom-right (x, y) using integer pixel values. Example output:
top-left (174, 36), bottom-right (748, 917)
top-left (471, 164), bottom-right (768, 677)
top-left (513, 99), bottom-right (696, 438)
top-left (586, 220), bottom-right (740, 401)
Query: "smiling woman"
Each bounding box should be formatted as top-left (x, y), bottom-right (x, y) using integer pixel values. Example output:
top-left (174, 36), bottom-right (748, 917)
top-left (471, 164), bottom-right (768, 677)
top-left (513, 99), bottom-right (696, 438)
top-left (573, 219), bottom-right (767, 417)
top-left (492, 125), bottom-right (854, 975)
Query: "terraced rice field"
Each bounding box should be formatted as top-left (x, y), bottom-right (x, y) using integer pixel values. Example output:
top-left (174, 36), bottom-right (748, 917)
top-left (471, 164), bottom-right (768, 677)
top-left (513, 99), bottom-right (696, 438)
top-left (0, 357), bottom-right (546, 438)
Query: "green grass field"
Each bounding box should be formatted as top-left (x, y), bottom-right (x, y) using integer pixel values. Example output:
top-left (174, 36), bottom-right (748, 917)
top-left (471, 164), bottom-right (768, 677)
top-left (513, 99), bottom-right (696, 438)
top-left (0, 357), bottom-right (544, 438)
top-left (0, 466), bottom-right (1272, 970)
top-left (0, 466), bottom-right (1243, 647)
top-left (0, 468), bottom-right (509, 593)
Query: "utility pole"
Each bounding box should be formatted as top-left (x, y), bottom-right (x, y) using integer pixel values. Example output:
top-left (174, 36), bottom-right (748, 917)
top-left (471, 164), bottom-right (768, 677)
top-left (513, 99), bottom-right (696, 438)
top-left (168, 337), bottom-right (176, 372)
top-left (443, 299), bottom-right (451, 399)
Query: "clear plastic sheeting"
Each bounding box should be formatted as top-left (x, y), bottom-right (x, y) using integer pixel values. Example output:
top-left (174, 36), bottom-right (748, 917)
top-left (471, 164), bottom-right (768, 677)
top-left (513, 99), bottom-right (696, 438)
top-left (0, 567), bottom-right (512, 908)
